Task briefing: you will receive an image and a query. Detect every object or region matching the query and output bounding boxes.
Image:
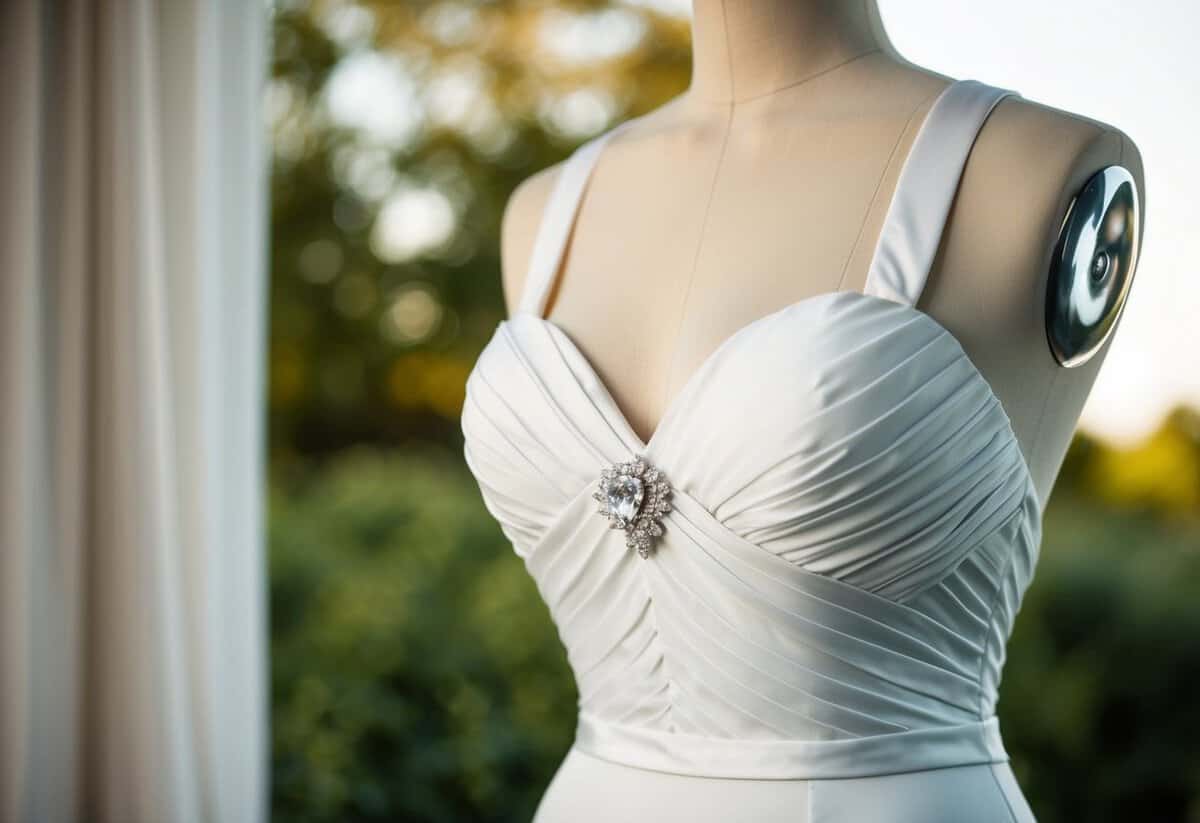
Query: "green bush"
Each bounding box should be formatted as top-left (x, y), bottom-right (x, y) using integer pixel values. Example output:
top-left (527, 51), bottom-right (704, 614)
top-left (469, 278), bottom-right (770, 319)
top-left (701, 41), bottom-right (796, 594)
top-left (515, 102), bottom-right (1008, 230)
top-left (270, 448), bottom-right (576, 822)
top-left (1002, 492), bottom-right (1200, 823)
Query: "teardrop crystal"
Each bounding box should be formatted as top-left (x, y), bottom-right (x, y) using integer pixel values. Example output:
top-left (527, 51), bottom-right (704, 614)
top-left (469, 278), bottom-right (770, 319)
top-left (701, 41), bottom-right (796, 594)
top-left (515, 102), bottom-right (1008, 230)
top-left (606, 474), bottom-right (644, 524)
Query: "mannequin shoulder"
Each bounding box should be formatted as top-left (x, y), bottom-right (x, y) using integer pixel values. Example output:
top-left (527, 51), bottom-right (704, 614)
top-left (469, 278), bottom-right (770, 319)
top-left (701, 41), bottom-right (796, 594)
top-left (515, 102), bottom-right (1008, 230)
top-left (947, 92), bottom-right (1145, 312)
top-left (500, 161), bottom-right (570, 317)
top-left (979, 94), bottom-right (1144, 224)
top-left (499, 100), bottom-right (696, 315)
top-left (982, 94), bottom-right (1144, 309)
top-left (930, 93), bottom-right (1146, 497)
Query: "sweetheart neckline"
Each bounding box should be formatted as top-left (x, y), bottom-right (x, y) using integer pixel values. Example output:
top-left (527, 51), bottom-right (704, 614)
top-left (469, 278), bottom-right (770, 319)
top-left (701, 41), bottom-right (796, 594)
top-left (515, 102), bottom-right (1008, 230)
top-left (495, 288), bottom-right (1038, 507)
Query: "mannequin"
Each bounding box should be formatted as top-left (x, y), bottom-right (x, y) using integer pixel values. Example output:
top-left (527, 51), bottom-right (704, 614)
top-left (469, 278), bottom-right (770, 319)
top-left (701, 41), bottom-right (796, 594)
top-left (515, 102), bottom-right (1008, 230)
top-left (497, 1), bottom-right (1144, 820)
top-left (502, 0), bottom-right (1144, 511)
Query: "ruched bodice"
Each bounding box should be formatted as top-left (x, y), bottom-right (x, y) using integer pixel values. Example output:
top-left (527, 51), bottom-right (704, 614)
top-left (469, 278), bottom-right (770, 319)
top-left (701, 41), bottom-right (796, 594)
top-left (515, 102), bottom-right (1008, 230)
top-left (462, 80), bottom-right (1042, 783)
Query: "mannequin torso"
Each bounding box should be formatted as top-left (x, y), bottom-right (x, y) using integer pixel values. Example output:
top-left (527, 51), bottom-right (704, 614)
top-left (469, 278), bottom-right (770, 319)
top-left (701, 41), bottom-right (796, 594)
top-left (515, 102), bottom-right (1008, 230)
top-left (501, 0), bottom-right (1144, 512)
top-left (489, 3), bottom-right (1145, 820)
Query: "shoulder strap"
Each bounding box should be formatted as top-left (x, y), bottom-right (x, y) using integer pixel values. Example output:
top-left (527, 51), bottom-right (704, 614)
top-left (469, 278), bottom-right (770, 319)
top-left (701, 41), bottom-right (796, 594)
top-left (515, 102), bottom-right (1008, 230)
top-left (863, 79), bottom-right (1018, 307)
top-left (517, 120), bottom-right (636, 317)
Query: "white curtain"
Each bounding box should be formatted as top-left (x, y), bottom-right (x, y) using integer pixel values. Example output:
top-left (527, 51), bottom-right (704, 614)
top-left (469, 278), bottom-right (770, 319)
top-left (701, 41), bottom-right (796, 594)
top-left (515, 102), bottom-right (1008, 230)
top-left (0, 1), bottom-right (268, 821)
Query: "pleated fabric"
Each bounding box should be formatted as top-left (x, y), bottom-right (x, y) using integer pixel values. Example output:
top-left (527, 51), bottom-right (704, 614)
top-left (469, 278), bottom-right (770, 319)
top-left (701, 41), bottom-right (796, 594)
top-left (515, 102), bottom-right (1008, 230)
top-left (462, 79), bottom-right (1040, 781)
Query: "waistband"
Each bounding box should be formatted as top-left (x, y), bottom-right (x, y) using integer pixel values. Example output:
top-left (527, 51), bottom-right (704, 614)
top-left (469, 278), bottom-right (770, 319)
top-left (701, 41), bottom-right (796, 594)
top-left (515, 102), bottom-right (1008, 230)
top-left (573, 710), bottom-right (1009, 780)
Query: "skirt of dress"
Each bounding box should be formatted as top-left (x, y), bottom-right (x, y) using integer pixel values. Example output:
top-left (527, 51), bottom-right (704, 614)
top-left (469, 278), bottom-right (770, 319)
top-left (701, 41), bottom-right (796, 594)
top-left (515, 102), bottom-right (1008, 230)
top-left (532, 744), bottom-right (1036, 823)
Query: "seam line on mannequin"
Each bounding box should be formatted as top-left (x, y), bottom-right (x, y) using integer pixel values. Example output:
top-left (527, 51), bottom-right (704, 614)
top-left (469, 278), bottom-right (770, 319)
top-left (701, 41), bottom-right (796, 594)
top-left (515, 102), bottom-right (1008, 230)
top-left (720, 0), bottom-right (735, 100)
top-left (722, 47), bottom-right (882, 105)
top-left (834, 85), bottom-right (941, 292)
top-left (658, 102), bottom-right (732, 430)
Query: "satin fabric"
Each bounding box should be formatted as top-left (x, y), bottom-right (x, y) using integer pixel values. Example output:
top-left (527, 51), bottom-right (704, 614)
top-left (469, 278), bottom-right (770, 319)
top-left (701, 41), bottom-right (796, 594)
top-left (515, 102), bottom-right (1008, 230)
top-left (534, 748), bottom-right (1035, 823)
top-left (463, 80), bottom-right (1039, 819)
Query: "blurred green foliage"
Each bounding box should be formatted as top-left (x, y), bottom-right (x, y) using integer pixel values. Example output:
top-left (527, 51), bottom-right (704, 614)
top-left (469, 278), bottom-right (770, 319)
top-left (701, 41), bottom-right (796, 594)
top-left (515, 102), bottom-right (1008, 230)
top-left (1003, 459), bottom-right (1200, 823)
top-left (268, 0), bottom-right (689, 461)
top-left (271, 449), bottom-right (576, 821)
top-left (267, 2), bottom-right (1200, 821)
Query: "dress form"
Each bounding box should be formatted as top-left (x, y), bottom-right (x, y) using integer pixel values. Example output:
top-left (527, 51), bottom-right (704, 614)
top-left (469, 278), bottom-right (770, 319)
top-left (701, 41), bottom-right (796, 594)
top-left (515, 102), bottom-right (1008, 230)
top-left (501, 0), bottom-right (1145, 513)
top-left (495, 3), bottom-right (1145, 821)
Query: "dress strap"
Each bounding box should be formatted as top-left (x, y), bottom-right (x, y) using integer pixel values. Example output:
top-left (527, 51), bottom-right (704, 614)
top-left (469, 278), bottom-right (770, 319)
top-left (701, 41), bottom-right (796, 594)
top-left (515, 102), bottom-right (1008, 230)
top-left (863, 79), bottom-right (1018, 307)
top-left (517, 119), bottom-right (637, 317)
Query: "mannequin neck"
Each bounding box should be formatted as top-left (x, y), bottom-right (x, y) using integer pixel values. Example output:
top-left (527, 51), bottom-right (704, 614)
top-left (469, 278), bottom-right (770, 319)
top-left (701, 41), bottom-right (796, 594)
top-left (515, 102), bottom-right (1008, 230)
top-left (687, 0), bottom-right (894, 105)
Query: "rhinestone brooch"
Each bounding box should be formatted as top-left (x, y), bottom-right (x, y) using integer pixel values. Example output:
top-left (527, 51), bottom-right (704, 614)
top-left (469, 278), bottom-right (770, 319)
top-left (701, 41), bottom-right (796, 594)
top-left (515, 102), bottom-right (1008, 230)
top-left (593, 458), bottom-right (672, 558)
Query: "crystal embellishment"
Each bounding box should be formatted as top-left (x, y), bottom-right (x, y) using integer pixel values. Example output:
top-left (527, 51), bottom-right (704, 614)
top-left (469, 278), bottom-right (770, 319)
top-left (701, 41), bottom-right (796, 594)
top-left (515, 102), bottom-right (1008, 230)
top-left (593, 458), bottom-right (672, 558)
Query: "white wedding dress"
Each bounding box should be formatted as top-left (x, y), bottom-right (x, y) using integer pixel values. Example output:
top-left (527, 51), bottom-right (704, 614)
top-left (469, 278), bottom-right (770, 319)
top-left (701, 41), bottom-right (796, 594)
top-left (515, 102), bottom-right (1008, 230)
top-left (462, 79), bottom-right (1040, 821)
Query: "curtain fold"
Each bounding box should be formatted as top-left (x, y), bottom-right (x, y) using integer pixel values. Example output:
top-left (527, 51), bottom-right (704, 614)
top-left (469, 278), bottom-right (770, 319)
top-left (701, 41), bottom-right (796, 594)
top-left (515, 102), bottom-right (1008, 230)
top-left (0, 1), bottom-right (268, 821)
